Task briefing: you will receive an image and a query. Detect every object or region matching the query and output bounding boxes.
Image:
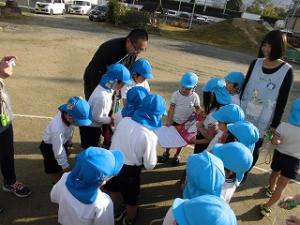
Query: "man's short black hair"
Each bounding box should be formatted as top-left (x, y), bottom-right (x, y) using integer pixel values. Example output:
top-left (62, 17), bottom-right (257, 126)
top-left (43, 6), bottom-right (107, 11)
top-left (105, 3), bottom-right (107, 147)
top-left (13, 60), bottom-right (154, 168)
top-left (257, 30), bottom-right (287, 61)
top-left (127, 29), bottom-right (148, 43)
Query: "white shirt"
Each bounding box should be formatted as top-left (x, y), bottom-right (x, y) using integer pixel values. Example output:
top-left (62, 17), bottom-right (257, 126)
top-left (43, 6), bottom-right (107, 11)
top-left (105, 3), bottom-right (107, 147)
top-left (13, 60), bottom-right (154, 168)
top-left (162, 207), bottom-right (175, 225)
top-left (170, 90), bottom-right (200, 124)
top-left (221, 179), bottom-right (238, 203)
top-left (231, 93), bottom-right (240, 106)
top-left (121, 80), bottom-right (150, 99)
top-left (203, 109), bottom-right (218, 129)
top-left (110, 117), bottom-right (158, 170)
top-left (51, 173), bottom-right (114, 225)
top-left (42, 112), bottom-right (74, 169)
top-left (88, 85), bottom-right (113, 127)
top-left (276, 122), bottom-right (300, 159)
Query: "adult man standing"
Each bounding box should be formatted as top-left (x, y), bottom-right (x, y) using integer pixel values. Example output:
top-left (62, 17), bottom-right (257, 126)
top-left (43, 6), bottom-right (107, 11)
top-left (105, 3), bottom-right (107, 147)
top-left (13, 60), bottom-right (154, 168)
top-left (83, 29), bottom-right (148, 100)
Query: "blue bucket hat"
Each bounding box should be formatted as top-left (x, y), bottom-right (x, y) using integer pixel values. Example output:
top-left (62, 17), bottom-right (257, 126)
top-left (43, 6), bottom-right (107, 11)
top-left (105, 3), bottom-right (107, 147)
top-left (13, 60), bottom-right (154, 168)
top-left (100, 63), bottom-right (131, 89)
top-left (288, 98), bottom-right (300, 126)
top-left (58, 96), bottom-right (92, 126)
top-left (131, 58), bottom-right (153, 79)
top-left (180, 72), bottom-right (198, 89)
top-left (66, 147), bottom-right (124, 204)
top-left (172, 195), bottom-right (237, 225)
top-left (224, 71), bottom-right (245, 87)
top-left (212, 142), bottom-right (253, 184)
top-left (227, 120), bottom-right (259, 150)
top-left (212, 104), bottom-right (245, 124)
top-left (183, 151), bottom-right (225, 199)
top-left (202, 77), bottom-right (232, 105)
top-left (132, 94), bottom-right (166, 130)
top-left (121, 86), bottom-right (149, 118)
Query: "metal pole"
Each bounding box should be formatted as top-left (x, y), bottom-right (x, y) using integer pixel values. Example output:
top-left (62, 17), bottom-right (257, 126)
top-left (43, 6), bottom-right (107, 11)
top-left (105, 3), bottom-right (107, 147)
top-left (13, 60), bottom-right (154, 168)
top-left (222, 0), bottom-right (228, 15)
top-left (203, 0), bottom-right (207, 12)
top-left (189, 0), bottom-right (196, 29)
top-left (177, 0), bottom-right (182, 14)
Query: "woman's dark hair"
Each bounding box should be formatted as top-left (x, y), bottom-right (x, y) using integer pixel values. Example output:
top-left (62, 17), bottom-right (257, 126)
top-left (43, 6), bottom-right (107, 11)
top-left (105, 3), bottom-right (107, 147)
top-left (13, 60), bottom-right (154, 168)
top-left (224, 131), bottom-right (236, 143)
top-left (257, 30), bottom-right (287, 61)
top-left (127, 29), bottom-right (148, 43)
top-left (202, 92), bottom-right (223, 114)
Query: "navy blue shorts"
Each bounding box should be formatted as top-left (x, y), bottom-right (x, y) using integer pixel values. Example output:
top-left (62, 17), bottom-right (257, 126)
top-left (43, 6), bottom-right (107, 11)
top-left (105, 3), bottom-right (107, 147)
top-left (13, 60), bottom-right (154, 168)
top-left (271, 149), bottom-right (300, 180)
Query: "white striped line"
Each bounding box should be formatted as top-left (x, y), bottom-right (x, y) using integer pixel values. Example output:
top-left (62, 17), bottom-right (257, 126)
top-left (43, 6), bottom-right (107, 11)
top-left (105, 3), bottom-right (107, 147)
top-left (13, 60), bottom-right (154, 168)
top-left (14, 114), bottom-right (52, 119)
top-left (12, 113), bottom-right (300, 186)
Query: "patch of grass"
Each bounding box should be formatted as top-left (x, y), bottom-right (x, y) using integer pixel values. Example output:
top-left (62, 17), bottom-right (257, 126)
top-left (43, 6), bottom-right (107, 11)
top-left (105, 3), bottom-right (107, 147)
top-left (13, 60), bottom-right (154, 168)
top-left (159, 18), bottom-right (268, 55)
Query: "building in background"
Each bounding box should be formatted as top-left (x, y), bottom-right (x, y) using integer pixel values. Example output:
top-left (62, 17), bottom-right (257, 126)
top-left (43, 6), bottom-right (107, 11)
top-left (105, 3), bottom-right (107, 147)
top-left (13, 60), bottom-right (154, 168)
top-left (285, 0), bottom-right (300, 36)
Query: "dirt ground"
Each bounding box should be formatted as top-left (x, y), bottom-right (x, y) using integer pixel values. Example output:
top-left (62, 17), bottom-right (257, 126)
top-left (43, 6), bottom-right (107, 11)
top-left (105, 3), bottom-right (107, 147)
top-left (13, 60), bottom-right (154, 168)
top-left (0, 13), bottom-right (300, 225)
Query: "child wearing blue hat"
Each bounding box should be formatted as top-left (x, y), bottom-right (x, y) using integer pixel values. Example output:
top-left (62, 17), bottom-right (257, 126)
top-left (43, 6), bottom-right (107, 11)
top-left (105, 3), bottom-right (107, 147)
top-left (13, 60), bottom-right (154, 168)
top-left (259, 98), bottom-right (300, 217)
top-left (163, 151), bottom-right (225, 224)
top-left (192, 77), bottom-right (231, 153)
top-left (121, 58), bottom-right (152, 105)
top-left (163, 195), bottom-right (237, 225)
top-left (50, 147), bottom-right (124, 225)
top-left (226, 120), bottom-right (260, 153)
top-left (212, 142), bottom-right (253, 203)
top-left (114, 86), bottom-right (148, 128)
top-left (104, 94), bottom-right (166, 225)
top-left (40, 96), bottom-right (92, 184)
top-left (183, 151), bottom-right (225, 199)
top-left (206, 104), bottom-right (245, 151)
top-left (79, 63), bottom-right (131, 149)
top-left (159, 72), bottom-right (201, 166)
top-left (224, 71), bottom-right (245, 106)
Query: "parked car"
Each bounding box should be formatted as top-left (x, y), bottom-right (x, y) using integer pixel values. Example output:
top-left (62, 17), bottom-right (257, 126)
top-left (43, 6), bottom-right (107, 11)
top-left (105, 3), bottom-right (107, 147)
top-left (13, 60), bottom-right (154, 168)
top-left (88, 5), bottom-right (107, 21)
top-left (69, 0), bottom-right (92, 15)
top-left (195, 15), bottom-right (208, 23)
top-left (179, 12), bottom-right (191, 19)
top-left (35, 0), bottom-right (65, 15)
top-left (165, 9), bottom-right (178, 17)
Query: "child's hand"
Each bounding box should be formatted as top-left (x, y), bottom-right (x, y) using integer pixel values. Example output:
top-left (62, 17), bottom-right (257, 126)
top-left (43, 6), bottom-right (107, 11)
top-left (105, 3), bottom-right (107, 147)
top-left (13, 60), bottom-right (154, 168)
top-left (279, 196), bottom-right (299, 209)
top-left (63, 166), bottom-right (71, 172)
top-left (0, 56), bottom-right (16, 78)
top-left (110, 116), bottom-right (115, 126)
top-left (196, 121), bottom-right (204, 130)
top-left (189, 137), bottom-right (197, 144)
top-left (286, 216), bottom-right (300, 225)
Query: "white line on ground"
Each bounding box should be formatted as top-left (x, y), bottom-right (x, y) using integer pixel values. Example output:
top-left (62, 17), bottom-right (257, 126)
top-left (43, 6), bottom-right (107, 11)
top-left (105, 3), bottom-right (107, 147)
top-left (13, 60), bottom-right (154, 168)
top-left (14, 114), bottom-right (52, 119)
top-left (13, 113), bottom-right (300, 185)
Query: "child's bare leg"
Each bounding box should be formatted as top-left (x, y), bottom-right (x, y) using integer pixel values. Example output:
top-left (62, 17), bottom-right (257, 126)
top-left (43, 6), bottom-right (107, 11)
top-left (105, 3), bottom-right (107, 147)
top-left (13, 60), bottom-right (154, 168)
top-left (165, 148), bottom-right (170, 155)
top-left (266, 175), bottom-right (290, 208)
top-left (49, 172), bottom-right (63, 184)
top-left (174, 147), bottom-right (182, 157)
top-left (269, 170), bottom-right (280, 191)
top-left (126, 204), bottom-right (138, 220)
top-left (106, 191), bottom-right (123, 209)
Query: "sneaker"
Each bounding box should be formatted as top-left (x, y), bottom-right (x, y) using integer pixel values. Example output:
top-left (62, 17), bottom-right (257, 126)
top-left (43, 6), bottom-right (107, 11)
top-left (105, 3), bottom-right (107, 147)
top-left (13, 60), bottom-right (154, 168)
top-left (2, 181), bottom-right (32, 198)
top-left (115, 207), bottom-right (126, 222)
top-left (264, 186), bottom-right (274, 198)
top-left (122, 215), bottom-right (136, 225)
top-left (171, 155), bottom-right (180, 166)
top-left (158, 152), bottom-right (170, 163)
top-left (260, 204), bottom-right (272, 217)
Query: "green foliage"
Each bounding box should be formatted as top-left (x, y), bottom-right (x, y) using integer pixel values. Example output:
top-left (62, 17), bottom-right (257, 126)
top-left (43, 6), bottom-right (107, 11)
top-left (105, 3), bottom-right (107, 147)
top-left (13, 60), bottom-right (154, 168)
top-left (262, 5), bottom-right (286, 18)
top-left (106, 0), bottom-right (128, 25)
top-left (121, 9), bottom-right (150, 28)
top-left (227, 0), bottom-right (243, 11)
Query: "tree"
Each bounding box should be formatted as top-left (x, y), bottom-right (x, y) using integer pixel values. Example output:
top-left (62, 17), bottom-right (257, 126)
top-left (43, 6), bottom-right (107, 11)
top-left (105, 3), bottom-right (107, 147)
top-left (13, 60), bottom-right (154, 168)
top-left (262, 5), bottom-right (286, 18)
top-left (227, 0), bottom-right (243, 11)
top-left (247, 0), bottom-right (271, 14)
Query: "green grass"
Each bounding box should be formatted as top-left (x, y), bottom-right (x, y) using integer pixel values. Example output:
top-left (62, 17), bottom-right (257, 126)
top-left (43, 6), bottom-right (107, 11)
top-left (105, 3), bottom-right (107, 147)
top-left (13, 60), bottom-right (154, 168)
top-left (158, 18), bottom-right (268, 55)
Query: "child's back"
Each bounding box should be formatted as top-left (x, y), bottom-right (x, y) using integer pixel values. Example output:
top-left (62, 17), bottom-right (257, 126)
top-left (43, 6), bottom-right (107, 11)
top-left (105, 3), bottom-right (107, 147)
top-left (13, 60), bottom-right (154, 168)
top-left (275, 122), bottom-right (300, 159)
top-left (111, 117), bottom-right (157, 169)
top-left (51, 173), bottom-right (114, 225)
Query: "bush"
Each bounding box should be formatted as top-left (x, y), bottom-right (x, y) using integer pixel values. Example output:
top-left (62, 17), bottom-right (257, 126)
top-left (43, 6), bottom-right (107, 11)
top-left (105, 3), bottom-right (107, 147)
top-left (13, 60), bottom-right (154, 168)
top-left (106, 0), bottom-right (127, 25)
top-left (121, 9), bottom-right (150, 29)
